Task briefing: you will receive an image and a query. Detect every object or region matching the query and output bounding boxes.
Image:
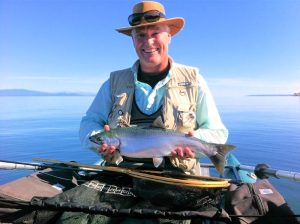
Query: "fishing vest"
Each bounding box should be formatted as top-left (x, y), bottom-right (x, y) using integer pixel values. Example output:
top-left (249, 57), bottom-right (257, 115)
top-left (107, 60), bottom-right (199, 133)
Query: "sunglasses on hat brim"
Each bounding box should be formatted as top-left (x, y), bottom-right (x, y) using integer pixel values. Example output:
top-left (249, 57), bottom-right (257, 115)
top-left (128, 10), bottom-right (166, 26)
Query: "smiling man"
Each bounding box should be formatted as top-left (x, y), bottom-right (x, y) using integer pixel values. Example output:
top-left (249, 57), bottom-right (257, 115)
top-left (131, 25), bottom-right (171, 73)
top-left (79, 1), bottom-right (228, 175)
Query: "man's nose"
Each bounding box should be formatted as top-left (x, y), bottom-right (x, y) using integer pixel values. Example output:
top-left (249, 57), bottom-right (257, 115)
top-left (144, 34), bottom-right (154, 44)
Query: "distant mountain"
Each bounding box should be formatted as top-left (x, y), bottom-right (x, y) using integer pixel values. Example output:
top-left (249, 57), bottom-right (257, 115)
top-left (0, 89), bottom-right (94, 96)
top-left (248, 94), bottom-right (294, 96)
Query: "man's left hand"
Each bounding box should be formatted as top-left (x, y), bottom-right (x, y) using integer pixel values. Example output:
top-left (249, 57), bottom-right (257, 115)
top-left (169, 130), bottom-right (197, 174)
top-left (171, 131), bottom-right (195, 158)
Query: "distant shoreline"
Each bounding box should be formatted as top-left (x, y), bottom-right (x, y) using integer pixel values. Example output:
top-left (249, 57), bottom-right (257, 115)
top-left (0, 95), bottom-right (94, 97)
top-left (0, 89), bottom-right (95, 96)
top-left (248, 94), bottom-right (296, 97)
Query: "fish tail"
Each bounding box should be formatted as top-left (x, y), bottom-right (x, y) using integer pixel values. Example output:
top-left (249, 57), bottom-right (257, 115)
top-left (210, 144), bottom-right (235, 175)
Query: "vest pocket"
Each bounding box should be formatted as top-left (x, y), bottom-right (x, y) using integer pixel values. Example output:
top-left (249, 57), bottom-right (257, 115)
top-left (176, 104), bottom-right (196, 132)
top-left (108, 93), bottom-right (129, 128)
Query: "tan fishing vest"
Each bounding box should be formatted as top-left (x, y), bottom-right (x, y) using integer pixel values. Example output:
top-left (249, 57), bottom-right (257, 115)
top-left (107, 60), bottom-right (199, 133)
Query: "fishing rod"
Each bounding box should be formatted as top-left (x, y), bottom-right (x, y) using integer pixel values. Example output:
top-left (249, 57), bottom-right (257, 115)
top-left (198, 163), bottom-right (300, 182)
top-left (0, 160), bottom-right (63, 170)
top-left (1, 159), bottom-right (299, 183)
top-left (32, 158), bottom-right (229, 188)
top-left (0, 159), bottom-right (230, 188)
top-left (0, 159), bottom-right (152, 171)
top-left (0, 159), bottom-right (142, 173)
top-left (238, 163), bottom-right (300, 182)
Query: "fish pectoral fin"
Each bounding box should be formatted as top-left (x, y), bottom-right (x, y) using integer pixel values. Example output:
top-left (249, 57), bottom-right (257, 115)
top-left (110, 151), bottom-right (124, 165)
top-left (152, 157), bottom-right (164, 168)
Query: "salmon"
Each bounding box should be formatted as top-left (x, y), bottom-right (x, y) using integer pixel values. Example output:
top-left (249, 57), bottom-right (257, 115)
top-left (89, 127), bottom-right (235, 174)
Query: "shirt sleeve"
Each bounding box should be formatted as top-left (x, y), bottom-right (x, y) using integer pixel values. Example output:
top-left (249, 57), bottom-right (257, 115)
top-left (193, 73), bottom-right (229, 144)
top-left (79, 79), bottom-right (112, 152)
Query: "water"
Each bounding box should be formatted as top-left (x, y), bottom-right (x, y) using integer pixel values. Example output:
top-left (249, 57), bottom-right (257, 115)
top-left (0, 95), bottom-right (299, 213)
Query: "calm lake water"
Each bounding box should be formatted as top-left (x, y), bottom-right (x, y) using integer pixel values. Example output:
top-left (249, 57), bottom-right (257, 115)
top-left (0, 95), bottom-right (299, 213)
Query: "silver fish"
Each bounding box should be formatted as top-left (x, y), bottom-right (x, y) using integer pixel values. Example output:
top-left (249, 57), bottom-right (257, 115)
top-left (89, 127), bottom-right (235, 174)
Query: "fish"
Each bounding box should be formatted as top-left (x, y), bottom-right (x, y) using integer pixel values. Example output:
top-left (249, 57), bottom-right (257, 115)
top-left (89, 127), bottom-right (235, 174)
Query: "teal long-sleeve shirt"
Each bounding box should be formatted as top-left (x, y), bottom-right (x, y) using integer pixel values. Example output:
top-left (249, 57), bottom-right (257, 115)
top-left (79, 63), bottom-right (228, 152)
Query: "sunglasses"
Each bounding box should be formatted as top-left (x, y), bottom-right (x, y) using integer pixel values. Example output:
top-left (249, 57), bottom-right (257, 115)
top-left (128, 10), bottom-right (166, 26)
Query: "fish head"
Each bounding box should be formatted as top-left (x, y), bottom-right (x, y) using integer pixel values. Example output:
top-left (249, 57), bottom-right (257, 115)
top-left (94, 130), bottom-right (121, 148)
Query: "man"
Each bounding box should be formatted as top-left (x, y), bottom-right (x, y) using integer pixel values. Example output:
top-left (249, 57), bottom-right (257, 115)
top-left (79, 1), bottom-right (228, 174)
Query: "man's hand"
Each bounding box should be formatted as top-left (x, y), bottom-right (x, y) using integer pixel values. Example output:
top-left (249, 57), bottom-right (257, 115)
top-left (169, 130), bottom-right (197, 174)
top-left (97, 124), bottom-right (123, 165)
top-left (99, 125), bottom-right (117, 154)
top-left (171, 131), bottom-right (195, 159)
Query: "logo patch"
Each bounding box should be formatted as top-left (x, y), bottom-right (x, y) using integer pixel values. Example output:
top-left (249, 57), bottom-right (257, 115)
top-left (178, 81), bottom-right (192, 86)
top-left (83, 180), bottom-right (136, 197)
top-left (259, 188), bottom-right (273, 195)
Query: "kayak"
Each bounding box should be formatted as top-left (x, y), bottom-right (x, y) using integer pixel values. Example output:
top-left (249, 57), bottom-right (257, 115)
top-left (0, 154), bottom-right (299, 224)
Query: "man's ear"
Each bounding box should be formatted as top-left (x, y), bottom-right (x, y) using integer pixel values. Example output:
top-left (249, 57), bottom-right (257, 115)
top-left (131, 29), bottom-right (136, 43)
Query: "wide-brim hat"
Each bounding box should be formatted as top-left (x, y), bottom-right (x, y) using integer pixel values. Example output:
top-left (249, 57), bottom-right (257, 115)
top-left (116, 1), bottom-right (185, 36)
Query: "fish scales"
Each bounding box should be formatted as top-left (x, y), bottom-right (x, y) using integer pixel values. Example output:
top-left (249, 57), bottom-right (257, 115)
top-left (90, 127), bottom-right (235, 174)
top-left (112, 128), bottom-right (212, 157)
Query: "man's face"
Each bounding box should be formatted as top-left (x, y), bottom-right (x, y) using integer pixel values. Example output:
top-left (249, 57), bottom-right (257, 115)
top-left (131, 24), bottom-right (171, 72)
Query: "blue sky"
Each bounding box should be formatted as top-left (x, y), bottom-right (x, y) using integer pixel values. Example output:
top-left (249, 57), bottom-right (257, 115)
top-left (1, 0), bottom-right (299, 96)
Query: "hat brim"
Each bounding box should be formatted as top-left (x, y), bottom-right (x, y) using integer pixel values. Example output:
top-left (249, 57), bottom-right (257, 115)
top-left (116, 17), bottom-right (185, 36)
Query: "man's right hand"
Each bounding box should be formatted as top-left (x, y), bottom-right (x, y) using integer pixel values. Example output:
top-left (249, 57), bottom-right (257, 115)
top-left (97, 124), bottom-right (123, 165)
top-left (99, 125), bottom-right (117, 154)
